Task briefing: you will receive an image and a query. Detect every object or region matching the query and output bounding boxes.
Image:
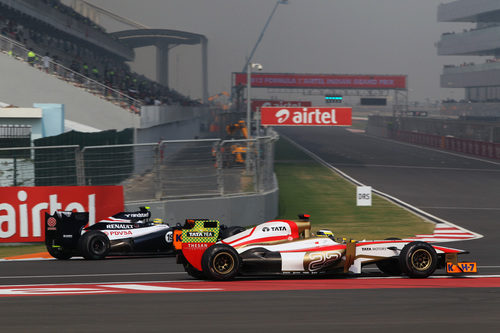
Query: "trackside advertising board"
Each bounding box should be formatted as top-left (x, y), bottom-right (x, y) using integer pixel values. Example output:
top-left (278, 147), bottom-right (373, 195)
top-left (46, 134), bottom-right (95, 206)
top-left (248, 100), bottom-right (312, 112)
top-left (261, 107), bottom-right (352, 126)
top-left (234, 73), bottom-right (407, 90)
top-left (0, 186), bottom-right (123, 243)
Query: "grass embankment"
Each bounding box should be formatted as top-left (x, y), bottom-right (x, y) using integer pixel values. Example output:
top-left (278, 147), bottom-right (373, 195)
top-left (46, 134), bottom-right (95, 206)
top-left (0, 244), bottom-right (46, 258)
top-left (274, 138), bottom-right (434, 240)
top-left (350, 118), bottom-right (368, 130)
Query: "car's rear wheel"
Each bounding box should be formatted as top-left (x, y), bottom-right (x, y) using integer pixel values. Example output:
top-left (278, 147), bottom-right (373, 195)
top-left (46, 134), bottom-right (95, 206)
top-left (201, 244), bottom-right (241, 281)
top-left (78, 231), bottom-right (110, 260)
top-left (399, 241), bottom-right (437, 278)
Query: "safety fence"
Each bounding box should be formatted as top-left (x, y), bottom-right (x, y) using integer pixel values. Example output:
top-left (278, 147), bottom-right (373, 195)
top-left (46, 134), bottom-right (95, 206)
top-left (394, 131), bottom-right (500, 160)
top-left (0, 135), bottom-right (278, 201)
top-left (0, 34), bottom-right (142, 114)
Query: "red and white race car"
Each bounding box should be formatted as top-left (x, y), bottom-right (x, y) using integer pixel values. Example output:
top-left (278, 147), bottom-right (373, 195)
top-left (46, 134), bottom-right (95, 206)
top-left (174, 215), bottom-right (477, 280)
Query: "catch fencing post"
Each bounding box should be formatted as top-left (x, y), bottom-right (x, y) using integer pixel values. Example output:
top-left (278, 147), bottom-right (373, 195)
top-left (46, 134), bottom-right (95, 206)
top-left (75, 147), bottom-right (85, 186)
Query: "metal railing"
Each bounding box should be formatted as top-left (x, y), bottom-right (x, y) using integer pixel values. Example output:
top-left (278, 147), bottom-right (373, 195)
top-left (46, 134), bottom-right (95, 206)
top-left (394, 130), bottom-right (500, 160)
top-left (0, 135), bottom-right (279, 201)
top-left (0, 145), bottom-right (81, 187)
top-left (0, 34), bottom-right (142, 113)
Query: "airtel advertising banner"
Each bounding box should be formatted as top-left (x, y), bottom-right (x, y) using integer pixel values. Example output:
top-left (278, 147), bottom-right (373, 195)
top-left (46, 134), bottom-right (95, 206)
top-left (0, 186), bottom-right (123, 243)
top-left (234, 73), bottom-right (407, 90)
top-left (249, 100), bottom-right (312, 112)
top-left (261, 107), bottom-right (352, 126)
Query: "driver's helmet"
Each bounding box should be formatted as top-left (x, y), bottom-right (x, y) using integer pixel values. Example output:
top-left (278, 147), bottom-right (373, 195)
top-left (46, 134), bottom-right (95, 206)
top-left (316, 229), bottom-right (334, 238)
top-left (153, 218), bottom-right (164, 224)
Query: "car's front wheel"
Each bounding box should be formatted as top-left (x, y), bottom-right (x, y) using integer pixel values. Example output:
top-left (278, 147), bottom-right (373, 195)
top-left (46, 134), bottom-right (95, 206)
top-left (399, 241), bottom-right (437, 278)
top-left (78, 231), bottom-right (110, 260)
top-left (201, 244), bottom-right (241, 280)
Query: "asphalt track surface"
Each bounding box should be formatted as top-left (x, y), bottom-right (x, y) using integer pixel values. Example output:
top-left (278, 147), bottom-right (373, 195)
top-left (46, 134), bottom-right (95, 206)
top-left (1, 127), bottom-right (499, 332)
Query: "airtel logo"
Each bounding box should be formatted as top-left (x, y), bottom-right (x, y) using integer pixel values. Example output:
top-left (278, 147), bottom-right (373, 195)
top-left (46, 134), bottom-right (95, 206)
top-left (275, 109), bottom-right (290, 123)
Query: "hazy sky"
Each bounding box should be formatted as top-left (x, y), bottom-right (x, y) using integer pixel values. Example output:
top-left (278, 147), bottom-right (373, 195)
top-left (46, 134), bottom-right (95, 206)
top-left (84, 0), bottom-right (478, 103)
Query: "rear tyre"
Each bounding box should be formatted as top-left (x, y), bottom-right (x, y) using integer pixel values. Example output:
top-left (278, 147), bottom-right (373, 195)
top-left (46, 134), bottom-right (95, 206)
top-left (46, 245), bottom-right (72, 260)
top-left (220, 226), bottom-right (245, 239)
top-left (201, 244), bottom-right (241, 281)
top-left (78, 231), bottom-right (110, 260)
top-left (399, 241), bottom-right (437, 278)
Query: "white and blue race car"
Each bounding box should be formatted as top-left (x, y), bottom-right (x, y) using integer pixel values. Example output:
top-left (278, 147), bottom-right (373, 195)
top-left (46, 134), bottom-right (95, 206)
top-left (45, 207), bottom-right (174, 260)
top-left (45, 207), bottom-right (245, 260)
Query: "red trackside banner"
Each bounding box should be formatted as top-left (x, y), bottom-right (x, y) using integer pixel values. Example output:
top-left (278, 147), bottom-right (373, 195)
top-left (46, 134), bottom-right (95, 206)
top-left (249, 100), bottom-right (312, 112)
top-left (234, 73), bottom-right (407, 89)
top-left (0, 186), bottom-right (124, 243)
top-left (261, 107), bottom-right (352, 126)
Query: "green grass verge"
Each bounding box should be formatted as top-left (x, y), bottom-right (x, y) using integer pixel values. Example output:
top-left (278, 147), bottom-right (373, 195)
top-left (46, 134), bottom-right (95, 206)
top-left (351, 119), bottom-right (367, 130)
top-left (0, 244), bottom-right (46, 258)
top-left (275, 138), bottom-right (434, 240)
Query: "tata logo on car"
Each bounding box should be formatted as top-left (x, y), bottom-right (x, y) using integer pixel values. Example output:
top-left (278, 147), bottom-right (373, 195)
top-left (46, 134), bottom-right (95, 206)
top-left (187, 231), bottom-right (214, 237)
top-left (262, 226), bottom-right (287, 232)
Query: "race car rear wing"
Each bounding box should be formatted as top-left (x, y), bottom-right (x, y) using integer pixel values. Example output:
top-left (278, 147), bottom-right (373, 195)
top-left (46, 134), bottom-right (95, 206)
top-left (111, 206), bottom-right (151, 222)
top-left (45, 211), bottom-right (89, 249)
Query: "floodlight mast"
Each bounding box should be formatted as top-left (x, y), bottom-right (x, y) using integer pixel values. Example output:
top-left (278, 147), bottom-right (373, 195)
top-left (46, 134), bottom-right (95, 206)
top-left (241, 0), bottom-right (289, 73)
top-left (247, 62), bottom-right (263, 139)
top-left (243, 0), bottom-right (289, 139)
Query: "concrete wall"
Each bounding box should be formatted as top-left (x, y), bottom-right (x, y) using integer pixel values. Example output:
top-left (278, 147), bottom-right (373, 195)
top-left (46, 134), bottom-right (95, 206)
top-left (139, 105), bottom-right (210, 130)
top-left (125, 185), bottom-right (279, 227)
top-left (0, 52), bottom-right (139, 131)
top-left (133, 105), bottom-right (212, 176)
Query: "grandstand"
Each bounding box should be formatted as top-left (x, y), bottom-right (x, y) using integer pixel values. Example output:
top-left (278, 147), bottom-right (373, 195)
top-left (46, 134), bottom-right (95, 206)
top-left (0, 0), bottom-right (279, 227)
top-left (437, 0), bottom-right (500, 117)
top-left (0, 0), bottom-right (203, 124)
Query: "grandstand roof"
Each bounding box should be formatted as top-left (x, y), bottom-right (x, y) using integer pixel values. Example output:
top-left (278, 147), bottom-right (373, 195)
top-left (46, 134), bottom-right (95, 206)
top-left (112, 29), bottom-right (207, 48)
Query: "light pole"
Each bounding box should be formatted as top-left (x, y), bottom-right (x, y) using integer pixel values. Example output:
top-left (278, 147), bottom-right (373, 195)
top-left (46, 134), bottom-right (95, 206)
top-left (238, 0), bottom-right (288, 121)
top-left (246, 62), bottom-right (263, 139)
top-left (241, 0), bottom-right (289, 73)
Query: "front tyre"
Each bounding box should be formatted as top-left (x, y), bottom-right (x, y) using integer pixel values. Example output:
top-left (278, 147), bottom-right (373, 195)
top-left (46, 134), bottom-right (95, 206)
top-left (201, 244), bottom-right (241, 281)
top-left (399, 241), bottom-right (437, 278)
top-left (78, 231), bottom-right (110, 260)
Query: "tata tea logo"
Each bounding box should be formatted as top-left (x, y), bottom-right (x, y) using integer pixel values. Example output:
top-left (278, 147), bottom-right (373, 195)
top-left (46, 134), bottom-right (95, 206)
top-left (261, 107), bottom-right (352, 126)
